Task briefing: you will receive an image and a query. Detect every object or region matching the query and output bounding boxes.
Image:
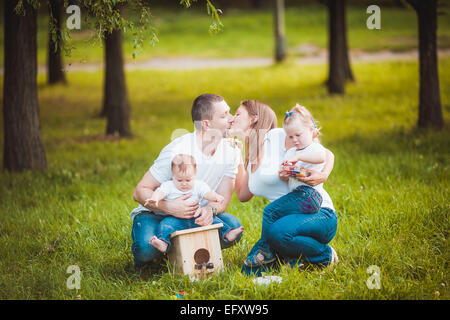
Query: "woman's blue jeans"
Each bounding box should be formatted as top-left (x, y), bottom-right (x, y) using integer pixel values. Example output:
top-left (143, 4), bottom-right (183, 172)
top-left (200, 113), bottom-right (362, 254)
top-left (131, 210), bottom-right (243, 268)
top-left (256, 185), bottom-right (323, 257)
top-left (242, 187), bottom-right (337, 275)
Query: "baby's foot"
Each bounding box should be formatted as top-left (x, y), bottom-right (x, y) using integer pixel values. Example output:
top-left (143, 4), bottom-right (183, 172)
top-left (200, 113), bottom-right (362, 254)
top-left (149, 236), bottom-right (168, 253)
top-left (225, 226), bottom-right (244, 242)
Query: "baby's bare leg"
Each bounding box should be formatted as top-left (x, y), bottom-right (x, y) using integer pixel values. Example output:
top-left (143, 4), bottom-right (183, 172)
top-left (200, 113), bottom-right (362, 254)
top-left (149, 236), bottom-right (168, 253)
top-left (225, 226), bottom-right (244, 242)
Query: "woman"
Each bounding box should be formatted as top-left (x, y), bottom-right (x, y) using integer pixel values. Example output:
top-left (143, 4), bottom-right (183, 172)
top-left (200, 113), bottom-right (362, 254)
top-left (229, 100), bottom-right (338, 275)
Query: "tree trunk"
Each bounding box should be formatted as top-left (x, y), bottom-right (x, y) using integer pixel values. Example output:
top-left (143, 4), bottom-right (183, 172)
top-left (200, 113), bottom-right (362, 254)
top-left (101, 28), bottom-right (132, 136)
top-left (407, 0), bottom-right (443, 129)
top-left (3, 0), bottom-right (47, 171)
top-left (251, 0), bottom-right (265, 9)
top-left (326, 0), bottom-right (353, 94)
top-left (274, 0), bottom-right (287, 63)
top-left (342, 5), bottom-right (354, 82)
top-left (48, 0), bottom-right (66, 84)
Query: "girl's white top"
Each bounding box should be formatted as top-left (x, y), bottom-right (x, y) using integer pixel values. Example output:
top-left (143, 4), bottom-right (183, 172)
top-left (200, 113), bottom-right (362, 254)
top-left (248, 128), bottom-right (335, 211)
top-left (284, 142), bottom-right (335, 211)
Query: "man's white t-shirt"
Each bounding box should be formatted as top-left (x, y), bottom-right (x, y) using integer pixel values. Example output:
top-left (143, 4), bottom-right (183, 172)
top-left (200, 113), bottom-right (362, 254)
top-left (152, 179), bottom-right (212, 216)
top-left (130, 131), bottom-right (240, 219)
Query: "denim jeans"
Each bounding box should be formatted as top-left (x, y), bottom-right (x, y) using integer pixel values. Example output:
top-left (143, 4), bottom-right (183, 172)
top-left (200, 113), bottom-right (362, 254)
top-left (157, 216), bottom-right (231, 252)
top-left (131, 210), bottom-right (243, 268)
top-left (242, 200), bottom-right (337, 275)
top-left (257, 185), bottom-right (323, 256)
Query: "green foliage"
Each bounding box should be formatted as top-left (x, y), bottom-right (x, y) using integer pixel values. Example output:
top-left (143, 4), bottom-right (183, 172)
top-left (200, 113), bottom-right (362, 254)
top-left (6, 5), bottom-right (449, 66)
top-left (42, 0), bottom-right (223, 59)
top-left (0, 57), bottom-right (449, 299)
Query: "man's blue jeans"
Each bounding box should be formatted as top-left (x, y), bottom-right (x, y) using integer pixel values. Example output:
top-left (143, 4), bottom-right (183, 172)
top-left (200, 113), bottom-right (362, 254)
top-left (157, 216), bottom-right (232, 252)
top-left (131, 211), bottom-right (243, 268)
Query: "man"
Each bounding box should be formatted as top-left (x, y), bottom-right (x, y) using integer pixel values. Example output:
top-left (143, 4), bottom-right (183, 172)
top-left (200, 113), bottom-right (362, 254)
top-left (131, 94), bottom-right (243, 269)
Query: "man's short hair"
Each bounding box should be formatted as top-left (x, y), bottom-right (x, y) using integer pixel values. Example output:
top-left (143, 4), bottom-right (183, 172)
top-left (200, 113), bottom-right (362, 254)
top-left (191, 94), bottom-right (224, 130)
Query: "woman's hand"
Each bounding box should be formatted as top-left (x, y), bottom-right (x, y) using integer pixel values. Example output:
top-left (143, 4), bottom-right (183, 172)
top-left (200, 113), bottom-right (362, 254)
top-left (294, 169), bottom-right (328, 187)
top-left (278, 168), bottom-right (290, 181)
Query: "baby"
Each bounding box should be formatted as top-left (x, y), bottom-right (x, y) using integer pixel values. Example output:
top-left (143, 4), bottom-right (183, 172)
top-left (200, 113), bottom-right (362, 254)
top-left (145, 153), bottom-right (244, 253)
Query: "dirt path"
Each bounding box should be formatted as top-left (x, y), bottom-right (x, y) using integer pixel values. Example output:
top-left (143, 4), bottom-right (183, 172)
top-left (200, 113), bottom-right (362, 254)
top-left (2, 45), bottom-right (450, 74)
top-left (57, 47), bottom-right (450, 73)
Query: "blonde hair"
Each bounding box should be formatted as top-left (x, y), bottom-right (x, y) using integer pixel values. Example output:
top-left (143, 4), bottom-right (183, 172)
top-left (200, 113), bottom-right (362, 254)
top-left (240, 100), bottom-right (278, 169)
top-left (283, 104), bottom-right (321, 143)
top-left (171, 154), bottom-right (196, 175)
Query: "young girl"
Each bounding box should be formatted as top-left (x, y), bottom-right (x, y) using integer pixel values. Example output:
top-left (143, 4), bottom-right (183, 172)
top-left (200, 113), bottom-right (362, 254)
top-left (244, 104), bottom-right (337, 267)
top-left (146, 154), bottom-right (244, 253)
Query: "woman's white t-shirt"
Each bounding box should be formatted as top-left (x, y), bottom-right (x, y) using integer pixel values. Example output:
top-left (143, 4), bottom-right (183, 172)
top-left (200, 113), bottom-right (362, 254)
top-left (247, 128), bottom-right (335, 211)
top-left (247, 128), bottom-right (290, 203)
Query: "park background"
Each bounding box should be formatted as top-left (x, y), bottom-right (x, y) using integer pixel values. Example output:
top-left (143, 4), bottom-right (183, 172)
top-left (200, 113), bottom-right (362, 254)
top-left (0, 0), bottom-right (449, 299)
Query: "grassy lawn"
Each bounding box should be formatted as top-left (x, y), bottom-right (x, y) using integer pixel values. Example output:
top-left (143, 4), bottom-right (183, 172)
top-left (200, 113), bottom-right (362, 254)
top-left (1, 4), bottom-right (450, 66)
top-left (0, 55), bottom-right (449, 299)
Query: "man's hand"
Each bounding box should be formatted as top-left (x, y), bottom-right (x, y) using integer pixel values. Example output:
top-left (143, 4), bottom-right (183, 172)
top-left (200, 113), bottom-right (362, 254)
top-left (294, 169), bottom-right (328, 187)
top-left (160, 194), bottom-right (199, 219)
top-left (194, 206), bottom-right (214, 226)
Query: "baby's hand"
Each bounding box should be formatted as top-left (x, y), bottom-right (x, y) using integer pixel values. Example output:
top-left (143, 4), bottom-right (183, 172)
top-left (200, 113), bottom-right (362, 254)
top-left (144, 198), bottom-right (158, 208)
top-left (193, 208), bottom-right (202, 218)
top-left (215, 194), bottom-right (225, 204)
top-left (284, 158), bottom-right (298, 165)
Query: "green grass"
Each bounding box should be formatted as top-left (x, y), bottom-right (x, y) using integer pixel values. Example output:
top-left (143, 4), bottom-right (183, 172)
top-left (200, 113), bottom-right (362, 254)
top-left (1, 5), bottom-right (450, 66)
top-left (0, 56), bottom-right (449, 299)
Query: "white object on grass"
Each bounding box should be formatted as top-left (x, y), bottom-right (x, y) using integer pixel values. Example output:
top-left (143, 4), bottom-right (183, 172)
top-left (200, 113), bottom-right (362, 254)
top-left (252, 276), bottom-right (283, 286)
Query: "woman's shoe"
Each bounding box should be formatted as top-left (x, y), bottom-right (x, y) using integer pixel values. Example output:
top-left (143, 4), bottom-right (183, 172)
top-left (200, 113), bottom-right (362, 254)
top-left (328, 246), bottom-right (339, 269)
top-left (244, 249), bottom-right (276, 267)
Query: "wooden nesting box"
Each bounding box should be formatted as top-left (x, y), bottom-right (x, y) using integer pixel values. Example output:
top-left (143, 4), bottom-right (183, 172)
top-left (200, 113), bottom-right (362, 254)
top-left (167, 223), bottom-right (224, 280)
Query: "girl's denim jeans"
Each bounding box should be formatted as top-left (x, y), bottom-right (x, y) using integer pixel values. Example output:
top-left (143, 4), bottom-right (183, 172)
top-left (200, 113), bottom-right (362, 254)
top-left (131, 211), bottom-right (242, 268)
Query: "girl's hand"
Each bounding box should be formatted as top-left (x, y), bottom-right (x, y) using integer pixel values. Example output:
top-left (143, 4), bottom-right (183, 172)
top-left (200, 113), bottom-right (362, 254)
top-left (278, 168), bottom-right (290, 181)
top-left (284, 158), bottom-right (298, 165)
top-left (294, 169), bottom-right (327, 186)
